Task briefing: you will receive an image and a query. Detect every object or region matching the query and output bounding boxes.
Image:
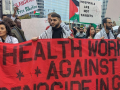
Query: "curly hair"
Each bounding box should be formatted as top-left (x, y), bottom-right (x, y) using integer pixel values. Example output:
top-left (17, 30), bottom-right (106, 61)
top-left (3, 17), bottom-right (16, 28)
top-left (0, 22), bottom-right (11, 36)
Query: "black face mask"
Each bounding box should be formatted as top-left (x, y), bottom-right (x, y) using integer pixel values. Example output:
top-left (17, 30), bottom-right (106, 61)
top-left (106, 25), bottom-right (112, 30)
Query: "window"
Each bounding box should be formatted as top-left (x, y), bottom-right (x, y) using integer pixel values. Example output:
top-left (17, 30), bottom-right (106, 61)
top-left (5, 0), bottom-right (10, 10)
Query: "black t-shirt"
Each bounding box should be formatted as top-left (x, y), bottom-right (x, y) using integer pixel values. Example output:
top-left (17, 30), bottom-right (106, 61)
top-left (52, 27), bottom-right (62, 38)
top-left (107, 33), bottom-right (110, 39)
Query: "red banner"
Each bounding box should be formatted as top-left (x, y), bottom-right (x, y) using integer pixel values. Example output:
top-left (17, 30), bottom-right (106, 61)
top-left (0, 39), bottom-right (120, 90)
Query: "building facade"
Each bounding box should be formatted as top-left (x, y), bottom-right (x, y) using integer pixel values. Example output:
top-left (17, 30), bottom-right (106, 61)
top-left (29, 0), bottom-right (44, 18)
top-left (44, 0), bottom-right (69, 22)
top-left (2, 0), bottom-right (13, 15)
top-left (0, 0), bottom-right (2, 18)
top-left (102, 0), bottom-right (108, 20)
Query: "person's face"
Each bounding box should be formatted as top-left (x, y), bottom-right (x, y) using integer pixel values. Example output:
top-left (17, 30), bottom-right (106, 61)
top-left (105, 19), bottom-right (112, 30)
top-left (48, 15), bottom-right (51, 24)
top-left (0, 24), bottom-right (7, 38)
top-left (90, 27), bottom-right (95, 35)
top-left (16, 19), bottom-right (21, 28)
top-left (79, 28), bottom-right (84, 33)
top-left (2, 16), bottom-right (7, 20)
top-left (96, 28), bottom-right (100, 33)
top-left (51, 17), bottom-right (61, 28)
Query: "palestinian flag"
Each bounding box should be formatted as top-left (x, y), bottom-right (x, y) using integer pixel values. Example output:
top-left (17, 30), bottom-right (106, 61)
top-left (69, 0), bottom-right (79, 22)
top-left (34, 11), bottom-right (40, 15)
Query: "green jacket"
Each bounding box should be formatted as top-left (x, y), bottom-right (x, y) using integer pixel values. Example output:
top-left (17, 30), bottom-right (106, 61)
top-left (11, 26), bottom-right (26, 43)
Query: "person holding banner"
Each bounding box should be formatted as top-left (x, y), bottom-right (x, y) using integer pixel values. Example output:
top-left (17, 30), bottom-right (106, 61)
top-left (0, 22), bottom-right (18, 43)
top-left (94, 18), bottom-right (114, 39)
top-left (46, 12), bottom-right (56, 30)
top-left (46, 12), bottom-right (73, 37)
top-left (3, 18), bottom-right (26, 43)
top-left (32, 13), bottom-right (73, 40)
top-left (86, 26), bottom-right (95, 39)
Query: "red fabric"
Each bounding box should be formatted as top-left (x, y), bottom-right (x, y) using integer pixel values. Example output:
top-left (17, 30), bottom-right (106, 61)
top-left (69, 0), bottom-right (78, 19)
top-left (70, 30), bottom-right (74, 37)
top-left (34, 11), bottom-right (36, 14)
top-left (46, 26), bottom-right (50, 30)
top-left (0, 39), bottom-right (120, 89)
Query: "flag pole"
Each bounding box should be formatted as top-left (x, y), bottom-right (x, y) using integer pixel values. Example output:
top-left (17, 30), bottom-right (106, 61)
top-left (69, 0), bottom-right (70, 29)
top-left (69, 19), bottom-right (70, 29)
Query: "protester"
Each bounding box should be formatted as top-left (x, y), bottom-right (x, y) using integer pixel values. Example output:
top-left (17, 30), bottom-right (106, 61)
top-left (1, 15), bottom-right (7, 20)
top-left (1, 7), bottom-right (18, 21)
top-left (0, 22), bottom-right (18, 43)
top-left (116, 26), bottom-right (120, 40)
top-left (94, 17), bottom-right (114, 39)
top-left (60, 22), bottom-right (73, 37)
top-left (32, 13), bottom-right (73, 40)
top-left (46, 12), bottom-right (56, 30)
top-left (113, 21), bottom-right (116, 27)
top-left (86, 26), bottom-right (95, 39)
top-left (46, 12), bottom-right (73, 37)
top-left (11, 7), bottom-right (18, 21)
top-left (96, 27), bottom-right (101, 34)
top-left (75, 27), bottom-right (86, 38)
top-left (14, 17), bottom-right (22, 29)
top-left (3, 17), bottom-right (26, 43)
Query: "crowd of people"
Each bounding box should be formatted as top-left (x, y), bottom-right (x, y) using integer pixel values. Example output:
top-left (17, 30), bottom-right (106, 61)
top-left (72, 18), bottom-right (119, 39)
top-left (0, 7), bottom-right (120, 44)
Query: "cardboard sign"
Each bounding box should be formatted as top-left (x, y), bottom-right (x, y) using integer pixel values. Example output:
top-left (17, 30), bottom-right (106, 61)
top-left (79, 0), bottom-right (101, 24)
top-left (12, 0), bottom-right (38, 16)
top-left (0, 39), bottom-right (120, 90)
top-left (21, 18), bottom-right (49, 40)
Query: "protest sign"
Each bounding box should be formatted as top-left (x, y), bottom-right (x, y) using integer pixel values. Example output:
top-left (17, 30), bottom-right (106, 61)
top-left (21, 18), bottom-right (49, 40)
top-left (79, 0), bottom-right (101, 24)
top-left (12, 0), bottom-right (38, 16)
top-left (0, 39), bottom-right (120, 90)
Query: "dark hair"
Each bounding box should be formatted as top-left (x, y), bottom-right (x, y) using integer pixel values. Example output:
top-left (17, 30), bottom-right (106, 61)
top-left (118, 26), bottom-right (120, 34)
top-left (16, 17), bottom-right (20, 20)
top-left (102, 17), bottom-right (111, 26)
top-left (72, 28), bottom-right (77, 35)
top-left (14, 17), bottom-right (20, 23)
top-left (51, 13), bottom-right (61, 20)
top-left (48, 12), bottom-right (57, 16)
top-left (1, 14), bottom-right (7, 19)
top-left (77, 27), bottom-right (80, 30)
top-left (86, 26), bottom-right (95, 38)
top-left (3, 17), bottom-right (16, 28)
top-left (0, 22), bottom-right (11, 36)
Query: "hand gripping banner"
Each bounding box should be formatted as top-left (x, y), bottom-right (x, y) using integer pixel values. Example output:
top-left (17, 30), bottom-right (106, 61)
top-left (0, 39), bottom-right (120, 90)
